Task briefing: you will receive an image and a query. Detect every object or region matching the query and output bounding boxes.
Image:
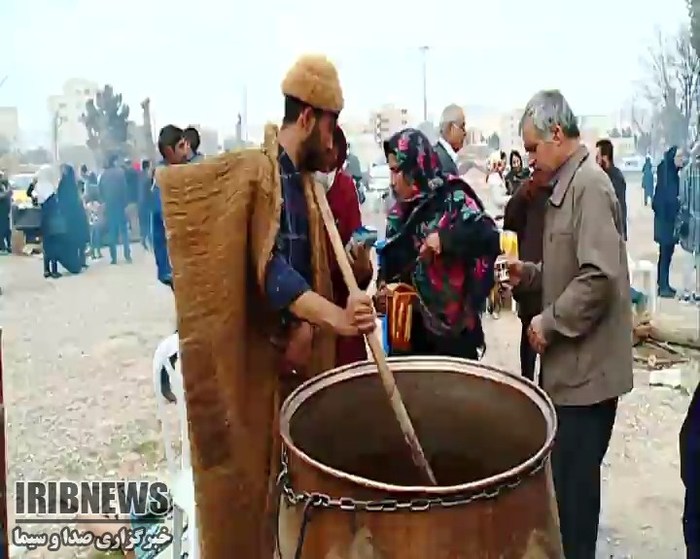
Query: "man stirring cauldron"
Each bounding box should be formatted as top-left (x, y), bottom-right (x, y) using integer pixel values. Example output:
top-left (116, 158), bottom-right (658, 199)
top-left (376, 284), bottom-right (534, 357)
top-left (155, 55), bottom-right (376, 559)
top-left (507, 90), bottom-right (633, 559)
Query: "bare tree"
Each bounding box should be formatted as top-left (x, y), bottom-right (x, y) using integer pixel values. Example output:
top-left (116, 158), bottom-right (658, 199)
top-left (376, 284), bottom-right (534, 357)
top-left (689, 0), bottom-right (700, 57)
top-left (674, 27), bottom-right (700, 139)
top-left (627, 99), bottom-right (658, 156)
top-left (641, 26), bottom-right (700, 148)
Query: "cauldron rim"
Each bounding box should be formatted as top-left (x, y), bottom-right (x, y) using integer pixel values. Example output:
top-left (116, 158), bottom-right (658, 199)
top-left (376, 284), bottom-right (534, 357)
top-left (280, 356), bottom-right (557, 494)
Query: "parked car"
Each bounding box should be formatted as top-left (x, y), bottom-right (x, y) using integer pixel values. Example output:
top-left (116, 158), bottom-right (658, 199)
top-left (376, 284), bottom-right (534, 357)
top-left (368, 163), bottom-right (391, 193)
top-left (620, 155), bottom-right (645, 173)
top-left (9, 173), bottom-right (35, 209)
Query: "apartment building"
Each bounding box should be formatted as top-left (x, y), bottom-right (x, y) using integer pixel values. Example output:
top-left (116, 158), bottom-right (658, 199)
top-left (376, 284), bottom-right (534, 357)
top-left (0, 106), bottom-right (19, 147)
top-left (578, 114), bottom-right (616, 153)
top-left (47, 78), bottom-right (100, 147)
top-left (463, 105), bottom-right (500, 145)
top-left (499, 108), bottom-right (525, 153)
top-left (339, 116), bottom-right (372, 136)
top-left (370, 104), bottom-right (411, 143)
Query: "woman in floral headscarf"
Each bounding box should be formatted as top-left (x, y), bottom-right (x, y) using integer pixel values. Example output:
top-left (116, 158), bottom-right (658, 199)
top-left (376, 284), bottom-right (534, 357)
top-left (375, 128), bottom-right (501, 358)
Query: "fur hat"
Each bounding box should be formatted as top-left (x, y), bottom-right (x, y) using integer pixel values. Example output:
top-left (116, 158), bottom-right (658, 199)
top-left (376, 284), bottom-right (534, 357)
top-left (281, 55), bottom-right (344, 114)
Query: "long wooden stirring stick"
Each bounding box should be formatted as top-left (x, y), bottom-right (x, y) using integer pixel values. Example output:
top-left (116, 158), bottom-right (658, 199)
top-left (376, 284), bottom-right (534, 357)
top-left (0, 328), bottom-right (8, 559)
top-left (313, 182), bottom-right (437, 486)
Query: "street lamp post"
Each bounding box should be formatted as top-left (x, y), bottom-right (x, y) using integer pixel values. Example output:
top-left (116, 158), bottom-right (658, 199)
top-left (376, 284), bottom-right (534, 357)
top-left (241, 85), bottom-right (248, 143)
top-left (419, 46), bottom-right (429, 121)
top-left (52, 111), bottom-right (66, 162)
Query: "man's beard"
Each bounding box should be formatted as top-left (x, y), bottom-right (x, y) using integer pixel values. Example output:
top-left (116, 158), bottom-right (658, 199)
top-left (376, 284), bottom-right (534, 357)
top-left (299, 126), bottom-right (326, 172)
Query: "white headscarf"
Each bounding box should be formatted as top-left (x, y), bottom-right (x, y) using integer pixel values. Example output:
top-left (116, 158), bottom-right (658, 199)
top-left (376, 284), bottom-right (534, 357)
top-left (33, 165), bottom-right (59, 204)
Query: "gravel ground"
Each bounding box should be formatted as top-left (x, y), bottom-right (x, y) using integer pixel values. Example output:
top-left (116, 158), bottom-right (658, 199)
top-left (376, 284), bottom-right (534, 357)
top-left (0, 174), bottom-right (694, 558)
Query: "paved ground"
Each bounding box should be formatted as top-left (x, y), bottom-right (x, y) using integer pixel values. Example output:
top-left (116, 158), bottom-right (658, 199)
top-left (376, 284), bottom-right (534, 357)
top-left (0, 175), bottom-right (695, 557)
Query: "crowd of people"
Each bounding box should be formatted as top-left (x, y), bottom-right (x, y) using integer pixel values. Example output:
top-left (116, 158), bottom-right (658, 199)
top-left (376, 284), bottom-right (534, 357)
top-left (1, 53), bottom-right (697, 558)
top-left (144, 55), bottom-right (697, 559)
top-left (7, 126), bottom-right (203, 282)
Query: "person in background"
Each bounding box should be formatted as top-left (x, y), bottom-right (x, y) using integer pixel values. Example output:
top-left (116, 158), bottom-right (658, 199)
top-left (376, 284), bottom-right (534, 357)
top-left (86, 195), bottom-right (104, 259)
top-left (595, 139), bottom-right (627, 240)
top-left (485, 152), bottom-right (509, 318)
top-left (83, 170), bottom-right (99, 202)
top-left (504, 150), bottom-right (530, 195)
top-left (77, 164), bottom-right (91, 197)
top-left (642, 155), bottom-right (654, 207)
top-left (152, 125), bottom-right (189, 287)
top-left (653, 145), bottom-right (683, 298)
top-left (79, 163), bottom-right (90, 182)
top-left (183, 126), bottom-right (204, 162)
top-left (138, 159), bottom-right (152, 251)
top-left (319, 125), bottom-right (373, 367)
top-left (28, 165), bottom-right (63, 279)
top-left (434, 104), bottom-right (466, 177)
top-left (681, 380), bottom-right (700, 558)
top-left (123, 159), bottom-right (140, 203)
top-left (487, 151), bottom-right (509, 220)
top-left (99, 154), bottom-right (132, 265)
top-left (509, 89), bottom-right (633, 559)
top-left (345, 142), bottom-right (363, 188)
top-left (504, 167), bottom-right (552, 384)
top-left (123, 159), bottom-right (141, 243)
top-left (595, 139), bottom-right (646, 310)
top-left (0, 171), bottom-right (11, 253)
top-left (57, 164), bottom-right (90, 272)
top-left (677, 141), bottom-right (700, 304)
top-left (375, 128), bottom-right (500, 359)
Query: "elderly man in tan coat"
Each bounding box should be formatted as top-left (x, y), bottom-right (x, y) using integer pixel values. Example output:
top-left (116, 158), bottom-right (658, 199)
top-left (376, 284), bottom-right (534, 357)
top-left (508, 90), bottom-right (633, 559)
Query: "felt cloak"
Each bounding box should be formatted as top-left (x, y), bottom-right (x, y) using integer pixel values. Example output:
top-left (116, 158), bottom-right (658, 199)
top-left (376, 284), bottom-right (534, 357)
top-left (157, 124), bottom-right (337, 558)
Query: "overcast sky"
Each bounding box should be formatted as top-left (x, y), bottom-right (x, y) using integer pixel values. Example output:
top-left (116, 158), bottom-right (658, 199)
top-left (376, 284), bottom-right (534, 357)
top-left (0, 0), bottom-right (690, 144)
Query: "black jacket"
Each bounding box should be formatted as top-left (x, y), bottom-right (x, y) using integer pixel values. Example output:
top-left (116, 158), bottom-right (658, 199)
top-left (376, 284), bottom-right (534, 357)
top-left (503, 186), bottom-right (550, 319)
top-left (607, 165), bottom-right (627, 240)
top-left (434, 141), bottom-right (459, 176)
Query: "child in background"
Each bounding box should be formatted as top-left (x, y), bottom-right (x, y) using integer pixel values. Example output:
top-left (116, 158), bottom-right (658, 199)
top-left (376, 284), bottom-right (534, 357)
top-left (86, 199), bottom-right (104, 259)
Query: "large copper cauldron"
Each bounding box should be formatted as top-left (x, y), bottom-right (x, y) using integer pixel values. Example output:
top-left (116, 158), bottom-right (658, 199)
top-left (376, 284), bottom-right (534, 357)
top-left (277, 356), bottom-right (563, 559)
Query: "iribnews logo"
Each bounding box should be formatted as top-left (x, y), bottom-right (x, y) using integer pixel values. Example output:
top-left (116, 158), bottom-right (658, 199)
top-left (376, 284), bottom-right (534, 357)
top-left (15, 481), bottom-right (172, 524)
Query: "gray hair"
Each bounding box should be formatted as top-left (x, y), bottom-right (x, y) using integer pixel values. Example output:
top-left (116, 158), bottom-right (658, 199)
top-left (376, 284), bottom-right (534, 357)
top-left (518, 90), bottom-right (580, 140)
top-left (439, 104), bottom-right (465, 136)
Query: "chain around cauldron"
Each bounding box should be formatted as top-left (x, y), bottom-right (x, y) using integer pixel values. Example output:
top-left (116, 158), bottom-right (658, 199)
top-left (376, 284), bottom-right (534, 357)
top-left (277, 447), bottom-right (548, 558)
top-left (278, 445), bottom-right (546, 512)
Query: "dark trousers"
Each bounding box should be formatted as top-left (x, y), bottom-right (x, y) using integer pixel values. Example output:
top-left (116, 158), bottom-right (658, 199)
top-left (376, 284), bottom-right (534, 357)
top-left (681, 385), bottom-right (700, 557)
top-left (42, 235), bottom-right (58, 275)
top-left (658, 243), bottom-right (676, 290)
top-left (519, 316), bottom-right (539, 384)
top-left (0, 219), bottom-right (10, 251)
top-left (89, 225), bottom-right (102, 257)
top-left (392, 312), bottom-right (481, 359)
top-left (138, 205), bottom-right (151, 249)
top-left (552, 398), bottom-right (618, 559)
top-left (106, 207), bottom-right (131, 263)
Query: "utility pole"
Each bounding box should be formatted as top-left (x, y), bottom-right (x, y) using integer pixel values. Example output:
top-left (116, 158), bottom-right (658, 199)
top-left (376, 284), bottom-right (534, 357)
top-left (52, 111), bottom-right (66, 162)
top-left (419, 46), bottom-right (429, 121)
top-left (242, 85), bottom-right (248, 142)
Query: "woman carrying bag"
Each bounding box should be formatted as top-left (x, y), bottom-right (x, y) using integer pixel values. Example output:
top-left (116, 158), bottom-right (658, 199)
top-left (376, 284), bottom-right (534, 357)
top-left (374, 128), bottom-right (500, 359)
